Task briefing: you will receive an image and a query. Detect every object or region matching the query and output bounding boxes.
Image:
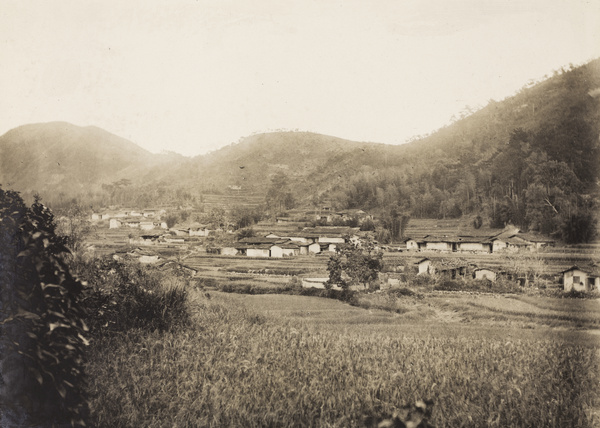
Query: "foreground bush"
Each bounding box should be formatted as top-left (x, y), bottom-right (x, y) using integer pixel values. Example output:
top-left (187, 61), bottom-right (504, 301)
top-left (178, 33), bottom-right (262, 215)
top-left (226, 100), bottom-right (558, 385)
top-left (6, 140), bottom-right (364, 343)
top-left (72, 257), bottom-right (190, 335)
top-left (1, 189), bottom-right (89, 426)
top-left (86, 293), bottom-right (600, 427)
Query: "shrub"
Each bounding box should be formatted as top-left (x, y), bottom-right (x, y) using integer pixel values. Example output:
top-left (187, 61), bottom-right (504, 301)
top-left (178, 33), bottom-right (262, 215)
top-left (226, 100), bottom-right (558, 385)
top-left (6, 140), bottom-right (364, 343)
top-left (0, 189), bottom-right (89, 426)
top-left (72, 257), bottom-right (190, 335)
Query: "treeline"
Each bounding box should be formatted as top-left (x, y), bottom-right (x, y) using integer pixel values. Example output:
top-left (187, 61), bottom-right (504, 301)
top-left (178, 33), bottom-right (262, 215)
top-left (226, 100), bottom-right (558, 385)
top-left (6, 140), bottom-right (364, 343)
top-left (329, 62), bottom-right (599, 243)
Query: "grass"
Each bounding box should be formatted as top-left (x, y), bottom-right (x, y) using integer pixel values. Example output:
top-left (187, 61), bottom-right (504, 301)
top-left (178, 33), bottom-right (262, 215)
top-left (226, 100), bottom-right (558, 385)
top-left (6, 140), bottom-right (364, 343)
top-left (85, 290), bottom-right (600, 427)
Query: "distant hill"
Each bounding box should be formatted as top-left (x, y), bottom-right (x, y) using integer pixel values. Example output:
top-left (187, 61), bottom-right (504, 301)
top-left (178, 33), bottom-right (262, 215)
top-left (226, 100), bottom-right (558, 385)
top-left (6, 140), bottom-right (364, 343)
top-left (0, 122), bottom-right (183, 197)
top-left (1, 59), bottom-right (598, 242)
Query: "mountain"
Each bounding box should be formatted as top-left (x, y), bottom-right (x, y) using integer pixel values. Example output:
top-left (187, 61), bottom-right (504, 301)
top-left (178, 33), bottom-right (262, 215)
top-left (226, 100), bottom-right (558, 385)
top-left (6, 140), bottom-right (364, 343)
top-left (1, 59), bottom-right (598, 241)
top-left (0, 122), bottom-right (183, 197)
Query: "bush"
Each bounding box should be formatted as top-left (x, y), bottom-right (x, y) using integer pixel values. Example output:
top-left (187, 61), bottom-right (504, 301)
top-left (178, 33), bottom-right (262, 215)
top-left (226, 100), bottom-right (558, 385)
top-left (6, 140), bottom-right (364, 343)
top-left (0, 190), bottom-right (90, 426)
top-left (72, 257), bottom-right (190, 335)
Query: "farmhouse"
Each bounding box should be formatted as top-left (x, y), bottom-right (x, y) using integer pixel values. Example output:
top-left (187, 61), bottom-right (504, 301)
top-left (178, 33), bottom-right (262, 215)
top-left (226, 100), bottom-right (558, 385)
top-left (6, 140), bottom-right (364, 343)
top-left (416, 258), bottom-right (468, 279)
top-left (562, 266), bottom-right (600, 292)
top-left (221, 246), bottom-right (239, 256)
top-left (139, 221), bottom-right (155, 231)
top-left (455, 237), bottom-right (492, 253)
top-left (109, 218), bottom-right (122, 229)
top-left (246, 244), bottom-right (271, 258)
top-left (129, 234), bottom-right (161, 246)
top-left (473, 268), bottom-right (497, 281)
top-left (298, 241), bottom-right (321, 255)
top-left (279, 241), bottom-right (300, 256)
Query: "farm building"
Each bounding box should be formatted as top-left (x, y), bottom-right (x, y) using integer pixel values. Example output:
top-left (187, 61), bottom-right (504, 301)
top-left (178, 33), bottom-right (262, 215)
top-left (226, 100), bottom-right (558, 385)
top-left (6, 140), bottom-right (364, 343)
top-left (91, 213), bottom-right (101, 221)
top-left (416, 258), bottom-right (468, 279)
top-left (298, 242), bottom-right (321, 255)
top-left (455, 237), bottom-right (492, 253)
top-left (279, 242), bottom-right (300, 256)
top-left (473, 268), bottom-right (497, 281)
top-left (221, 246), bottom-right (239, 256)
top-left (416, 258), bottom-right (433, 275)
top-left (139, 221), bottom-right (155, 231)
top-left (562, 266), bottom-right (599, 292)
top-left (109, 219), bottom-right (122, 229)
top-left (405, 238), bottom-right (420, 251)
top-left (129, 234), bottom-right (160, 246)
top-left (173, 229), bottom-right (190, 237)
top-left (247, 245), bottom-right (271, 258)
top-left (491, 236), bottom-right (532, 252)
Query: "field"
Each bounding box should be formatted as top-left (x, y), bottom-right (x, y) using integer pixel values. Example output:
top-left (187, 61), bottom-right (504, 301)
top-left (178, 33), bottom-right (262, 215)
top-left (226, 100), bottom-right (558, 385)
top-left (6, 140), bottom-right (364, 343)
top-left (81, 214), bottom-right (600, 426)
top-left (85, 288), bottom-right (600, 427)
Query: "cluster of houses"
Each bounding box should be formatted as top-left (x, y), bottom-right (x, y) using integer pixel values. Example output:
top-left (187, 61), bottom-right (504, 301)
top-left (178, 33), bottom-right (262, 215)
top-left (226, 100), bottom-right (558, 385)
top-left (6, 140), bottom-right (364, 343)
top-left (216, 227), bottom-right (359, 257)
top-left (405, 229), bottom-right (555, 254)
top-left (113, 248), bottom-right (198, 277)
top-left (414, 257), bottom-right (599, 293)
top-left (91, 209), bottom-right (169, 230)
top-left (276, 207), bottom-right (373, 225)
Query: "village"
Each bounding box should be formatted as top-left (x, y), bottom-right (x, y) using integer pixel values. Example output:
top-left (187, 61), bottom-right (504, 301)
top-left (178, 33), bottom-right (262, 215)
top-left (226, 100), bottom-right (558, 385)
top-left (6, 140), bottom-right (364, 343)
top-left (87, 205), bottom-right (600, 294)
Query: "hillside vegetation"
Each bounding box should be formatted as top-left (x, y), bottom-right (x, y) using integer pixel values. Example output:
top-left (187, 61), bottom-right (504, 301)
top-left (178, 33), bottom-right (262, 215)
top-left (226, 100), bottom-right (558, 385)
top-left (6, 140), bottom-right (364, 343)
top-left (1, 60), bottom-right (598, 242)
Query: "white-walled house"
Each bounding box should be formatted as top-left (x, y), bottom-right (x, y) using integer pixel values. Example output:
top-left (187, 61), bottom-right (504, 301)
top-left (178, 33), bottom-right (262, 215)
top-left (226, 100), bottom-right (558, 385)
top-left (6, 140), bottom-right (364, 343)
top-left (109, 219), bottom-right (122, 229)
top-left (91, 213), bottom-right (101, 221)
top-left (298, 242), bottom-right (321, 255)
top-left (473, 268), bottom-right (497, 281)
top-left (221, 246), bottom-right (239, 256)
top-left (247, 246), bottom-right (271, 258)
top-left (562, 266), bottom-right (599, 292)
top-left (416, 258), bottom-right (432, 275)
top-left (139, 222), bottom-right (155, 231)
top-left (270, 245), bottom-right (284, 258)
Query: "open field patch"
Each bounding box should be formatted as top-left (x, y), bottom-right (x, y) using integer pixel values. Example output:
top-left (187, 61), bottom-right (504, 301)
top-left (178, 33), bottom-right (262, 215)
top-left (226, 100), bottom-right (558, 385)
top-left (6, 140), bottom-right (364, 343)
top-left (85, 290), bottom-right (600, 427)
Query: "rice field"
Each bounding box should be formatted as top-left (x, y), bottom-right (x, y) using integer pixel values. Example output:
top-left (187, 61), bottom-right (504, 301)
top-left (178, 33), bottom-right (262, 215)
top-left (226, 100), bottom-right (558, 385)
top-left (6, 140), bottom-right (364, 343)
top-left (86, 290), bottom-right (600, 427)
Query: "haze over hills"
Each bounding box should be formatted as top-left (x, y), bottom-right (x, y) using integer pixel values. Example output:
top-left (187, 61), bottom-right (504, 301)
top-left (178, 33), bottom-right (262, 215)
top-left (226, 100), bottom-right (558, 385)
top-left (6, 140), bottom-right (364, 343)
top-left (1, 59), bottom-right (599, 242)
top-left (0, 122), bottom-right (186, 196)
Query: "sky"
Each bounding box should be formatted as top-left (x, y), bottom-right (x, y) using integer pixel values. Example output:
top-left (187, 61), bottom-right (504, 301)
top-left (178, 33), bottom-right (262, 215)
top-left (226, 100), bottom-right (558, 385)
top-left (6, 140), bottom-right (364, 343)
top-left (1, 0), bottom-right (599, 157)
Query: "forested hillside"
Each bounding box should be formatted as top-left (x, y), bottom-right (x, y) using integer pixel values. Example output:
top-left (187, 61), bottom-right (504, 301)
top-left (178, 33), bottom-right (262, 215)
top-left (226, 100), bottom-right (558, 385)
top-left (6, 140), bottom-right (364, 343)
top-left (322, 60), bottom-right (600, 243)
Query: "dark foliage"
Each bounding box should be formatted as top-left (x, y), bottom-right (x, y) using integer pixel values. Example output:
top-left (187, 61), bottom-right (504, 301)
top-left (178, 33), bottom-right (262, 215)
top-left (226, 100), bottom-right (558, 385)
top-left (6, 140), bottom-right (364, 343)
top-left (71, 257), bottom-right (190, 335)
top-left (0, 188), bottom-right (89, 427)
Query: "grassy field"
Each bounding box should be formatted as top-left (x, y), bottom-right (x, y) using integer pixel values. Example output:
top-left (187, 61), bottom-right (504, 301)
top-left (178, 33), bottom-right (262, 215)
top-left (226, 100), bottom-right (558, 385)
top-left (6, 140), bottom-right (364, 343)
top-left (85, 288), bottom-right (600, 427)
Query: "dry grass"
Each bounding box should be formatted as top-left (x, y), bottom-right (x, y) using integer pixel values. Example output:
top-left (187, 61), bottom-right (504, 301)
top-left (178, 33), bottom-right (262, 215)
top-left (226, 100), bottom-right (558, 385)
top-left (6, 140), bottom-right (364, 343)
top-left (86, 291), bottom-right (600, 427)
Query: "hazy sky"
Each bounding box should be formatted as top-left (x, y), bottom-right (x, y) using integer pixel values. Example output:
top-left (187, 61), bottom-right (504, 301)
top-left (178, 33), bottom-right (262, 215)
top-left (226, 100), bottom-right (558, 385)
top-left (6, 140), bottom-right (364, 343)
top-left (1, 0), bottom-right (599, 156)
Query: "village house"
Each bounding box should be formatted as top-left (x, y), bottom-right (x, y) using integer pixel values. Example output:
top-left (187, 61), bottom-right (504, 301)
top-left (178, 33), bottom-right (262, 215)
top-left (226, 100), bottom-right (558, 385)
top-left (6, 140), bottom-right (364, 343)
top-left (163, 235), bottom-right (185, 244)
top-left (120, 248), bottom-right (161, 264)
top-left (129, 234), bottom-right (161, 246)
top-left (109, 218), bottom-right (122, 229)
top-left (139, 221), bottom-right (155, 231)
top-left (91, 213), bottom-right (101, 221)
top-left (279, 241), bottom-right (300, 256)
top-left (220, 246), bottom-right (239, 256)
top-left (416, 258), bottom-right (468, 279)
top-left (562, 266), bottom-right (600, 292)
top-left (246, 244), bottom-right (272, 258)
top-left (473, 267), bottom-right (497, 281)
top-left (173, 228), bottom-right (190, 237)
top-left (491, 236), bottom-right (532, 252)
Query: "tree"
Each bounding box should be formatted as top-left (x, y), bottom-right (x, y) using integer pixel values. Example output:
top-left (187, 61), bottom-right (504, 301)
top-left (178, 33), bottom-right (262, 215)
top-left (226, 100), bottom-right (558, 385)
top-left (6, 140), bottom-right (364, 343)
top-left (0, 187), bottom-right (89, 426)
top-left (265, 172), bottom-right (295, 215)
top-left (54, 201), bottom-right (94, 254)
top-left (326, 236), bottom-right (384, 290)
